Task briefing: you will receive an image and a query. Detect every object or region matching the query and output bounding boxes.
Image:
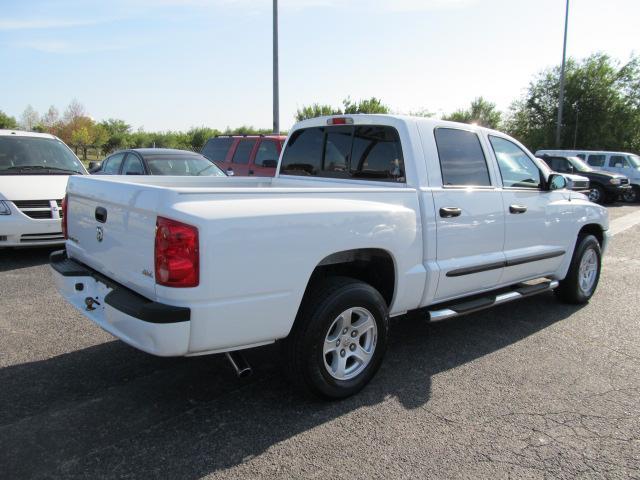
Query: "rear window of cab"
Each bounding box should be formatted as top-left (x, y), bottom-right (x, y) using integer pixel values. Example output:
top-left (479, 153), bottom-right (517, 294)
top-left (280, 125), bottom-right (405, 182)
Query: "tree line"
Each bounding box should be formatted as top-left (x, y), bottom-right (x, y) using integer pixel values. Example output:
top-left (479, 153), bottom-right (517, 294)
top-left (294, 54), bottom-right (639, 154)
top-left (1, 53), bottom-right (638, 157)
top-left (0, 101), bottom-right (271, 160)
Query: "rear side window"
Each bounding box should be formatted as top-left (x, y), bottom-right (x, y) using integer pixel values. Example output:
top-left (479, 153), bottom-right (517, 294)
top-left (576, 153), bottom-right (586, 160)
top-left (201, 138), bottom-right (233, 163)
top-left (103, 153), bottom-right (125, 174)
top-left (232, 139), bottom-right (256, 165)
top-left (587, 154), bottom-right (605, 167)
top-left (280, 125), bottom-right (404, 182)
top-left (434, 128), bottom-right (490, 186)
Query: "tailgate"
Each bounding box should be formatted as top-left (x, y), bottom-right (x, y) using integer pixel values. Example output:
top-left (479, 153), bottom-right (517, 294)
top-left (65, 176), bottom-right (159, 299)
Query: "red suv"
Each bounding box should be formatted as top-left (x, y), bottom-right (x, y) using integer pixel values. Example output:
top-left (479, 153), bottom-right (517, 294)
top-left (201, 135), bottom-right (286, 177)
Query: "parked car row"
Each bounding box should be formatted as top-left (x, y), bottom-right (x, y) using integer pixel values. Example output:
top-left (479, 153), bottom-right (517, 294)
top-left (1, 125), bottom-right (639, 250)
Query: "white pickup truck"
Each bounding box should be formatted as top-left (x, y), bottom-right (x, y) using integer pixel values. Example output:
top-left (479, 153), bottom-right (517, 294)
top-left (51, 115), bottom-right (609, 399)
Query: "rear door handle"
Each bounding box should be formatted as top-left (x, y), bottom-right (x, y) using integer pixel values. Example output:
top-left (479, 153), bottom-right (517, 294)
top-left (439, 207), bottom-right (462, 218)
top-left (509, 205), bottom-right (527, 214)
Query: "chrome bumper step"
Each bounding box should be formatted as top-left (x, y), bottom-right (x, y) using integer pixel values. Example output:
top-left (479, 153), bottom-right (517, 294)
top-left (428, 279), bottom-right (559, 322)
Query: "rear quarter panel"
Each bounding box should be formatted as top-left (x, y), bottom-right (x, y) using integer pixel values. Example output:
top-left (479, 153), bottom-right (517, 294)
top-left (163, 189), bottom-right (426, 353)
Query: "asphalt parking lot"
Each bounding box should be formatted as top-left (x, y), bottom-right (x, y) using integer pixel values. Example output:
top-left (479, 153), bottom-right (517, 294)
top-left (1, 204), bottom-right (639, 479)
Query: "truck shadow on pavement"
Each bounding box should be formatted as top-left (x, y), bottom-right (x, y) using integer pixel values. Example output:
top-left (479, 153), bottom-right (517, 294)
top-left (0, 293), bottom-right (582, 479)
top-left (0, 246), bottom-right (57, 272)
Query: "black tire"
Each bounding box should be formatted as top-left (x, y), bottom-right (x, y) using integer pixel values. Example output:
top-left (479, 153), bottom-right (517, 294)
top-left (588, 184), bottom-right (606, 204)
top-left (623, 185), bottom-right (640, 203)
top-left (282, 276), bottom-right (389, 399)
top-left (555, 234), bottom-right (602, 304)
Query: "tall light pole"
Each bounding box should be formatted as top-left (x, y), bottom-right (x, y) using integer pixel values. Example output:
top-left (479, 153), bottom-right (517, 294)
top-left (555, 0), bottom-right (570, 147)
top-left (273, 0), bottom-right (280, 134)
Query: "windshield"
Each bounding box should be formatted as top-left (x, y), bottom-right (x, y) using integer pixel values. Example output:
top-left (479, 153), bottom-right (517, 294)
top-left (0, 136), bottom-right (85, 175)
top-left (628, 155), bottom-right (640, 168)
top-left (568, 157), bottom-right (593, 173)
top-left (145, 154), bottom-right (226, 176)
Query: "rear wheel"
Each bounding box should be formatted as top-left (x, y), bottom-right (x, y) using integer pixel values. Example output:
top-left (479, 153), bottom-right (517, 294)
top-left (282, 277), bottom-right (389, 399)
top-left (588, 184), bottom-right (606, 204)
top-left (555, 234), bottom-right (602, 304)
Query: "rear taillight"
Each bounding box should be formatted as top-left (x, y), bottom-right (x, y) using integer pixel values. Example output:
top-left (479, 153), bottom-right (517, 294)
top-left (154, 217), bottom-right (199, 288)
top-left (327, 117), bottom-right (353, 125)
top-left (61, 195), bottom-right (68, 239)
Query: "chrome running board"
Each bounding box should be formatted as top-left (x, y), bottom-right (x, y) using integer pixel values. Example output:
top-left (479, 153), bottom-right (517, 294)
top-left (428, 279), bottom-right (559, 322)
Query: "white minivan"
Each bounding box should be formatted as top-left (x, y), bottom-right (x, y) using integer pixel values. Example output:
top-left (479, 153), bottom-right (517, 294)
top-left (0, 130), bottom-right (87, 247)
top-left (536, 149), bottom-right (640, 202)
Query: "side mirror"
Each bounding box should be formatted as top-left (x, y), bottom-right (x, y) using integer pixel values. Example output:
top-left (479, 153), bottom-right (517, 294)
top-left (226, 168), bottom-right (235, 176)
top-left (88, 161), bottom-right (101, 172)
top-left (547, 173), bottom-right (567, 191)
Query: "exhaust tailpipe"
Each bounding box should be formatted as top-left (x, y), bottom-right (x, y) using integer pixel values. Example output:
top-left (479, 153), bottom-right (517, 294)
top-left (225, 351), bottom-right (252, 378)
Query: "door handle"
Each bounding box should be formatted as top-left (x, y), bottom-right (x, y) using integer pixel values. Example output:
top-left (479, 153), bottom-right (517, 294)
top-left (439, 207), bottom-right (462, 218)
top-left (509, 205), bottom-right (527, 214)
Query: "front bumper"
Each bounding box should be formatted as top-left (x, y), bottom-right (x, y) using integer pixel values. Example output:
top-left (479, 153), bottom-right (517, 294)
top-left (0, 214), bottom-right (64, 247)
top-left (50, 250), bottom-right (191, 356)
top-left (604, 184), bottom-right (632, 195)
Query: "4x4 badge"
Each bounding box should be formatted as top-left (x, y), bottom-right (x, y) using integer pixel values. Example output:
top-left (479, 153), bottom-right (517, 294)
top-left (96, 226), bottom-right (103, 242)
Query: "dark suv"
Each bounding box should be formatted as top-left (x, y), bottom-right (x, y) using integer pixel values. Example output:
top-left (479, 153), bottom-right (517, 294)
top-left (201, 135), bottom-right (286, 177)
top-left (539, 154), bottom-right (630, 204)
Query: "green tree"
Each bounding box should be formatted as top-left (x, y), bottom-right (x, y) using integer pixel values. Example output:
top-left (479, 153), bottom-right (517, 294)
top-left (0, 110), bottom-right (18, 129)
top-left (506, 53), bottom-right (640, 152)
top-left (71, 127), bottom-right (92, 159)
top-left (188, 127), bottom-right (220, 150)
top-left (295, 103), bottom-right (341, 122)
top-left (91, 124), bottom-right (109, 156)
top-left (443, 97), bottom-right (502, 129)
top-left (342, 97), bottom-right (389, 115)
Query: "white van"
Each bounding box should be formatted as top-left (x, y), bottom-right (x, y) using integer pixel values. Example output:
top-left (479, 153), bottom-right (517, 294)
top-left (536, 149), bottom-right (640, 202)
top-left (0, 130), bottom-right (88, 246)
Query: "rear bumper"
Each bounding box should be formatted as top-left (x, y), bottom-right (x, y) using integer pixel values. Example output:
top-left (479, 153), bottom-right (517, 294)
top-left (50, 250), bottom-right (190, 356)
top-left (0, 215), bottom-right (64, 246)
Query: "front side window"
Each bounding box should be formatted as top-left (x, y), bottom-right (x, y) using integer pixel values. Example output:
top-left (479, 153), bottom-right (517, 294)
top-left (628, 155), bottom-right (640, 168)
top-left (587, 154), bottom-right (605, 167)
top-left (489, 136), bottom-right (541, 189)
top-left (434, 128), bottom-right (490, 186)
top-left (232, 139), bottom-right (256, 165)
top-left (279, 125), bottom-right (404, 182)
top-left (122, 154), bottom-right (145, 175)
top-left (103, 153), bottom-right (125, 174)
top-left (548, 157), bottom-right (571, 173)
top-left (254, 140), bottom-right (279, 167)
top-left (609, 155), bottom-right (628, 168)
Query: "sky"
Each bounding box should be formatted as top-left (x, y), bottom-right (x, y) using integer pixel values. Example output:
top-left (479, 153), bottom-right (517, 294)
top-left (0, 0), bottom-right (638, 132)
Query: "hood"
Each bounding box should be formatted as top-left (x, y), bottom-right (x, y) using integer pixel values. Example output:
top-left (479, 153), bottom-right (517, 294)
top-left (0, 175), bottom-right (72, 201)
top-left (582, 169), bottom-right (626, 180)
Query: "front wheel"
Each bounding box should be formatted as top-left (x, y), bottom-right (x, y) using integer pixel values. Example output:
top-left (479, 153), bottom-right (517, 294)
top-left (588, 184), bottom-right (606, 204)
top-left (282, 277), bottom-right (389, 399)
top-left (623, 186), bottom-right (640, 203)
top-left (555, 234), bottom-right (602, 304)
